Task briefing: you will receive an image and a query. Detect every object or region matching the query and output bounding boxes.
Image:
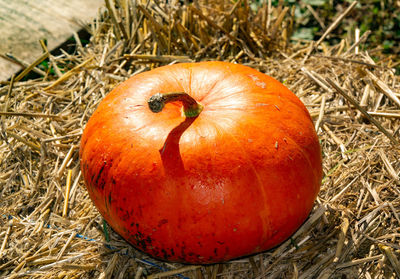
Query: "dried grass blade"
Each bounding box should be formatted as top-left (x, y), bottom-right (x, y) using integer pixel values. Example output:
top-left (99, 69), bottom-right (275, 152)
top-left (325, 77), bottom-right (399, 145)
top-left (379, 244), bottom-right (400, 277)
top-left (190, 5), bottom-right (238, 44)
top-left (367, 111), bottom-right (400, 119)
top-left (57, 145), bottom-right (76, 178)
top-left (137, 4), bottom-right (168, 50)
top-left (105, 0), bottom-right (122, 40)
top-left (270, 7), bottom-right (289, 39)
top-left (344, 30), bottom-right (371, 55)
top-left (6, 131), bottom-right (40, 151)
top-left (0, 220), bottom-right (12, 257)
top-left (333, 217), bottom-right (349, 262)
top-left (147, 265), bottom-right (201, 279)
top-left (315, 1), bottom-right (358, 47)
top-left (336, 255), bottom-right (383, 269)
top-left (56, 231), bottom-right (75, 261)
top-left (378, 149), bottom-right (399, 181)
top-left (1, 53), bottom-right (47, 77)
top-left (124, 54), bottom-right (193, 63)
top-left (62, 169), bottom-right (73, 217)
top-left (363, 69), bottom-right (400, 108)
top-left (44, 57), bottom-right (94, 91)
top-left (14, 52), bottom-right (49, 82)
top-left (0, 111), bottom-right (62, 119)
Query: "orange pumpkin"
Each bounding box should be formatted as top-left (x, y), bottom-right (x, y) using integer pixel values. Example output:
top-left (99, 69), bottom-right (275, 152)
top-left (80, 61), bottom-right (322, 264)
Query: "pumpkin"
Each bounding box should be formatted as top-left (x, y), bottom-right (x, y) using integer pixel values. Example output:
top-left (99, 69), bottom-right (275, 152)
top-left (79, 61), bottom-right (322, 264)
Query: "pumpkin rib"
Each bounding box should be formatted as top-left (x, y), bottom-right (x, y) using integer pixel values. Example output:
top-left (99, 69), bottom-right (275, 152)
top-left (278, 131), bottom-right (322, 192)
top-left (208, 119), bottom-right (272, 245)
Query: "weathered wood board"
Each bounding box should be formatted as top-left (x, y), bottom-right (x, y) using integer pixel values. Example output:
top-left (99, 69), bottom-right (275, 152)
top-left (0, 0), bottom-right (104, 81)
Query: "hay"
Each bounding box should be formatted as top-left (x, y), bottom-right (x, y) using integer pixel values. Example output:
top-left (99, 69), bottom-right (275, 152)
top-left (1, 0), bottom-right (399, 278)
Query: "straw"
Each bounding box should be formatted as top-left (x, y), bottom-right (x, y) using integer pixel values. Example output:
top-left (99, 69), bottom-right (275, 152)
top-left (1, 1), bottom-right (399, 278)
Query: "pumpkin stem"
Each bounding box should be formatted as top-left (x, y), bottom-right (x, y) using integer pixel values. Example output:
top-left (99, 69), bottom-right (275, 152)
top-left (148, 92), bottom-right (203, 118)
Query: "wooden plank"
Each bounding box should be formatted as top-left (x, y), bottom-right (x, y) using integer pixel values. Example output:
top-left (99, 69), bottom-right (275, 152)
top-left (0, 0), bottom-right (104, 81)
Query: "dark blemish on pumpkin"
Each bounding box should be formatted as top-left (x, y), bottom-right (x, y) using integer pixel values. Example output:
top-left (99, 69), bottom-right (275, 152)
top-left (170, 248), bottom-right (175, 256)
top-left (111, 177), bottom-right (116, 184)
top-left (134, 230), bottom-right (148, 251)
top-left (90, 173), bottom-right (96, 184)
top-left (104, 195), bottom-right (109, 211)
top-left (188, 252), bottom-right (195, 258)
top-left (121, 210), bottom-right (131, 221)
top-left (98, 178), bottom-right (107, 191)
top-left (217, 241), bottom-right (225, 245)
top-left (157, 219), bottom-right (168, 227)
top-left (136, 229), bottom-right (144, 238)
top-left (108, 193), bottom-right (112, 205)
top-left (226, 246), bottom-right (230, 253)
top-left (161, 249), bottom-right (169, 259)
top-left (151, 248), bottom-right (158, 255)
top-left (197, 242), bottom-right (203, 247)
top-left (94, 163), bottom-right (106, 189)
top-left (275, 104), bottom-right (280, 111)
top-left (214, 248), bottom-right (218, 256)
top-left (180, 243), bottom-right (186, 259)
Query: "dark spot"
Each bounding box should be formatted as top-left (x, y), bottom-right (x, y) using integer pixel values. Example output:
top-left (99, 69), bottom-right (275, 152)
top-left (214, 248), bottom-right (218, 256)
top-left (180, 243), bottom-right (186, 259)
top-left (94, 163), bottom-right (106, 189)
top-left (161, 249), bottom-right (169, 259)
top-left (108, 193), bottom-right (112, 205)
top-left (111, 177), bottom-right (116, 184)
top-left (96, 163), bottom-right (106, 180)
top-left (97, 179), bottom-right (106, 191)
top-left (145, 236), bottom-right (152, 245)
top-left (120, 210), bottom-right (131, 221)
top-left (90, 173), bottom-right (96, 184)
top-left (134, 232), bottom-right (147, 251)
top-left (152, 248), bottom-right (160, 257)
top-left (217, 241), bottom-right (225, 245)
top-left (157, 219), bottom-right (168, 227)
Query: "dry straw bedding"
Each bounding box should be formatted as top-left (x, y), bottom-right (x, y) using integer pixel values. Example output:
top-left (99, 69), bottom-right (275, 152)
top-left (0, 1), bottom-right (399, 278)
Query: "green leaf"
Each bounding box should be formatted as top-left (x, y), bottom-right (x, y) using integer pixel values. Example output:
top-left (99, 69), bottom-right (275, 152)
top-left (383, 40), bottom-right (394, 50)
top-left (292, 28), bottom-right (315, 40)
top-left (303, 0), bottom-right (326, 6)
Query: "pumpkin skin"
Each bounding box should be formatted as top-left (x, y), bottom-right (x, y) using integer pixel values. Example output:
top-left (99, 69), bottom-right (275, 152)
top-left (80, 61), bottom-right (322, 264)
